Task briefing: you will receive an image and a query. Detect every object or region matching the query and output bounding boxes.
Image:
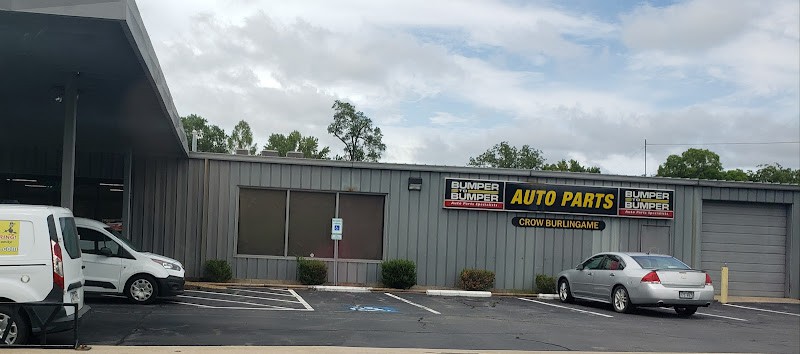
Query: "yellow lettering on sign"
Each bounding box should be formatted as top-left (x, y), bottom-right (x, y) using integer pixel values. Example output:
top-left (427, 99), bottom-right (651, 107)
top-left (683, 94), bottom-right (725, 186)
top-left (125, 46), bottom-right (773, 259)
top-left (561, 191), bottom-right (574, 206)
top-left (570, 192), bottom-right (583, 207)
top-left (523, 190), bottom-right (535, 205)
top-left (582, 193), bottom-right (595, 208)
top-left (544, 191), bottom-right (556, 206)
top-left (603, 194), bottom-right (615, 209)
top-left (510, 189), bottom-right (523, 205)
top-left (0, 220), bottom-right (20, 256)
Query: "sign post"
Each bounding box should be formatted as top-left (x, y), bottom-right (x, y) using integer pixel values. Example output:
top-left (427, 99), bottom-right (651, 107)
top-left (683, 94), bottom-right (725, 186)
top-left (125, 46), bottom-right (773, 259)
top-left (331, 218), bottom-right (343, 285)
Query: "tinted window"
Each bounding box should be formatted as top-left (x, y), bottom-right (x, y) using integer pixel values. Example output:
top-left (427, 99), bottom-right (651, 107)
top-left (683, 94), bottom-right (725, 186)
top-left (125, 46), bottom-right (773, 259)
top-left (78, 227), bottom-right (121, 256)
top-left (583, 255), bottom-right (606, 270)
top-left (604, 255), bottom-right (625, 270)
top-left (632, 256), bottom-right (690, 270)
top-left (338, 194), bottom-right (384, 260)
top-left (237, 188), bottom-right (287, 256)
top-left (59, 217), bottom-right (81, 259)
top-left (288, 191), bottom-right (336, 258)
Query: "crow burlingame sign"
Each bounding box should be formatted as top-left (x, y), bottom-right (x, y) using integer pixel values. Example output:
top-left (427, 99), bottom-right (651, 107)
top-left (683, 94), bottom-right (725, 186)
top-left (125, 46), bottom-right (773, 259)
top-left (443, 178), bottom-right (674, 219)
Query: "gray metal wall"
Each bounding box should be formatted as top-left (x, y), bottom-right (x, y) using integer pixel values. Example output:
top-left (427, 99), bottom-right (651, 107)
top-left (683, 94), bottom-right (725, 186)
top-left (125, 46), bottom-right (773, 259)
top-left (126, 154), bottom-right (800, 296)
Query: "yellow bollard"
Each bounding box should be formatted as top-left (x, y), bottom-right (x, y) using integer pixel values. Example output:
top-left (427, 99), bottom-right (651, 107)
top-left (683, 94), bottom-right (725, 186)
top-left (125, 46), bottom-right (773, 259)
top-left (720, 265), bottom-right (729, 304)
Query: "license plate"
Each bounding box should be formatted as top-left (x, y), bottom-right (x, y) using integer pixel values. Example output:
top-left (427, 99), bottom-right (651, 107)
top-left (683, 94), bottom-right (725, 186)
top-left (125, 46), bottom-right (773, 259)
top-left (70, 290), bottom-right (80, 303)
top-left (679, 291), bottom-right (694, 299)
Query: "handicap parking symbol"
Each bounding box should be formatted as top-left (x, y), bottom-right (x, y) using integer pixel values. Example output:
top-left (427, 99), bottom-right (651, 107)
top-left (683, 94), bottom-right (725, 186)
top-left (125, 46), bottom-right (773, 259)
top-left (349, 305), bottom-right (397, 313)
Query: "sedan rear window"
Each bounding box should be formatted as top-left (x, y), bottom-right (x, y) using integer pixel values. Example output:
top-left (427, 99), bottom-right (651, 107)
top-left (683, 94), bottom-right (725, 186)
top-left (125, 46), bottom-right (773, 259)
top-left (632, 256), bottom-right (690, 270)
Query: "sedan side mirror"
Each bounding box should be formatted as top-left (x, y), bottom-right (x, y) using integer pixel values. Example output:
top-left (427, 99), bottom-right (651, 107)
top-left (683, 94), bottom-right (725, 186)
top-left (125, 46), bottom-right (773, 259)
top-left (576, 264), bottom-right (584, 271)
top-left (99, 247), bottom-right (113, 257)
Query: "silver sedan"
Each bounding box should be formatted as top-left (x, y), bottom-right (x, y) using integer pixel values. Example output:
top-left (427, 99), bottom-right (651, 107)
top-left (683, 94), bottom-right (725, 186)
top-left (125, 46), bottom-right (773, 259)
top-left (556, 252), bottom-right (715, 316)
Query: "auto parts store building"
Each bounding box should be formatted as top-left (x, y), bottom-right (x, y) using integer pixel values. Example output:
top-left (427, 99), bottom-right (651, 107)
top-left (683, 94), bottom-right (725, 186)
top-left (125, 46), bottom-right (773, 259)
top-left (2, 1), bottom-right (799, 298)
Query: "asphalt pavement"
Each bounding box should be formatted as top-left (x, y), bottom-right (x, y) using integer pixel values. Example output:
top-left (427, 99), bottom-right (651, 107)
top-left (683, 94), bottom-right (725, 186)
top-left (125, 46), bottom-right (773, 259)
top-left (36, 287), bottom-right (800, 353)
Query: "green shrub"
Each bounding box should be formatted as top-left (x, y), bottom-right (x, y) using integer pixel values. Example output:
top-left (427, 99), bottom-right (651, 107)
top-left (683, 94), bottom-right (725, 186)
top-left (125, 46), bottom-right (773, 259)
top-left (204, 259), bottom-right (233, 282)
top-left (535, 274), bottom-right (557, 294)
top-left (297, 257), bottom-right (327, 285)
top-left (459, 268), bottom-right (495, 291)
top-left (381, 259), bottom-right (417, 289)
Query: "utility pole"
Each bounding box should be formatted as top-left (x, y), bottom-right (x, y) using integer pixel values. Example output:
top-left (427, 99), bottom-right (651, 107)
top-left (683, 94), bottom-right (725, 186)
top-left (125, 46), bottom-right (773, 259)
top-left (644, 139), bottom-right (647, 177)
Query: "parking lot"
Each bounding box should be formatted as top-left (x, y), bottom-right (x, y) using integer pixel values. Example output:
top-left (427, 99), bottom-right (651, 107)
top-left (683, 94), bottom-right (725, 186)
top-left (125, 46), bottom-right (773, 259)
top-left (44, 287), bottom-right (800, 353)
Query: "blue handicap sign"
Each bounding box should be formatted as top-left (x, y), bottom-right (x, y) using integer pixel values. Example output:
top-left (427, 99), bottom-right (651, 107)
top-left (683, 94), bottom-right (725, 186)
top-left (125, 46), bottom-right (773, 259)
top-left (334, 225), bottom-right (340, 231)
top-left (349, 305), bottom-right (397, 313)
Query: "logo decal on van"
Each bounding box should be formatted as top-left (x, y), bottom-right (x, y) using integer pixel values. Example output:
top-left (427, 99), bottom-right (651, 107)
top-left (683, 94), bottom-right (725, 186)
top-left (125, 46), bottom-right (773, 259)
top-left (0, 220), bottom-right (20, 255)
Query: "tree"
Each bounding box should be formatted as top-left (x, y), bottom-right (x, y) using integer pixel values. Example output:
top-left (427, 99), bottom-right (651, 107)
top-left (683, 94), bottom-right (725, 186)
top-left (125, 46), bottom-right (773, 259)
top-left (543, 159), bottom-right (601, 173)
top-left (722, 168), bottom-right (750, 182)
top-left (265, 130), bottom-right (331, 159)
top-left (180, 114), bottom-right (229, 153)
top-left (749, 163), bottom-right (800, 184)
top-left (468, 141), bottom-right (545, 169)
top-left (327, 100), bottom-right (386, 162)
top-left (656, 148), bottom-right (724, 180)
top-left (228, 120), bottom-right (257, 155)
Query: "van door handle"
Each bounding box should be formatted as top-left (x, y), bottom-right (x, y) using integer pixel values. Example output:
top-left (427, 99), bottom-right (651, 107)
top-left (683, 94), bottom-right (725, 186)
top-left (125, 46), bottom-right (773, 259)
top-left (587, 272), bottom-right (592, 275)
top-left (82, 266), bottom-right (86, 269)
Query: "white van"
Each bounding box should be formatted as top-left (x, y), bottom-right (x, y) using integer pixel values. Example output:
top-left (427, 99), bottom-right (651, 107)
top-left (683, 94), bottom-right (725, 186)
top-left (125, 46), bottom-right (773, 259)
top-left (75, 218), bottom-right (185, 304)
top-left (0, 205), bottom-right (88, 345)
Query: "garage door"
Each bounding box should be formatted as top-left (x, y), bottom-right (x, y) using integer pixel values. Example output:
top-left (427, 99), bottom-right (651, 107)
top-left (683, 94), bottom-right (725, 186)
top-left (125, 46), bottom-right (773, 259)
top-left (701, 202), bottom-right (787, 298)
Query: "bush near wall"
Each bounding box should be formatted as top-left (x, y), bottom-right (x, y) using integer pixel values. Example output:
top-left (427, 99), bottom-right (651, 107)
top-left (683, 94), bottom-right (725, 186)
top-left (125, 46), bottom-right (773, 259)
top-left (459, 269), bottom-right (495, 291)
top-left (535, 274), bottom-right (557, 294)
top-left (381, 259), bottom-right (417, 289)
top-left (204, 259), bottom-right (233, 282)
top-left (297, 257), bottom-right (327, 285)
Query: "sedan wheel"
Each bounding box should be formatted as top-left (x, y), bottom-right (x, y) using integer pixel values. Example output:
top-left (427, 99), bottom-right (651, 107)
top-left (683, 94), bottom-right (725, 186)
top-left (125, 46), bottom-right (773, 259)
top-left (612, 286), bottom-right (634, 313)
top-left (675, 306), bottom-right (698, 317)
top-left (558, 279), bottom-right (574, 303)
top-left (125, 275), bottom-right (159, 304)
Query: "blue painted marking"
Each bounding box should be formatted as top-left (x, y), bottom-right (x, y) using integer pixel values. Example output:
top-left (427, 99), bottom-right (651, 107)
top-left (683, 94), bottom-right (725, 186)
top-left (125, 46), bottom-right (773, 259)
top-left (349, 305), bottom-right (397, 313)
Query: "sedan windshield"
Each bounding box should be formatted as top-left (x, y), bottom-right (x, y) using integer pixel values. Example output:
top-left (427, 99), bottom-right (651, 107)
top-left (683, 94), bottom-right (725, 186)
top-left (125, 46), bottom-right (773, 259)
top-left (631, 256), bottom-right (690, 270)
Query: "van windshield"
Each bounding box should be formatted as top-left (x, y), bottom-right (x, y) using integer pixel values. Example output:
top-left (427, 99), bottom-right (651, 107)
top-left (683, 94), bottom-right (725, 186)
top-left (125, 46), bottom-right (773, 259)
top-left (59, 217), bottom-right (81, 259)
top-left (108, 229), bottom-right (141, 252)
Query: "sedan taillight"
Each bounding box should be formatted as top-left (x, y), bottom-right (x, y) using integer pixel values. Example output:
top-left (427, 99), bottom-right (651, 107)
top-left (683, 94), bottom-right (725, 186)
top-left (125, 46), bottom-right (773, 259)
top-left (705, 273), bottom-right (713, 285)
top-left (641, 271), bottom-right (661, 284)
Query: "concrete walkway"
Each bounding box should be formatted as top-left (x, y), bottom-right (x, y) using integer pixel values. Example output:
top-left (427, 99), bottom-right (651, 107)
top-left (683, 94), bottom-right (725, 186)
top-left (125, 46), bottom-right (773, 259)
top-left (11, 346), bottom-right (721, 354)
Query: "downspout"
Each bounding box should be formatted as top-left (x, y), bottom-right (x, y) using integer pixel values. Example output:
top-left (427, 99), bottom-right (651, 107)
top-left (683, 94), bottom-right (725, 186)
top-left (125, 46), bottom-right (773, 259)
top-left (199, 157), bottom-right (210, 276)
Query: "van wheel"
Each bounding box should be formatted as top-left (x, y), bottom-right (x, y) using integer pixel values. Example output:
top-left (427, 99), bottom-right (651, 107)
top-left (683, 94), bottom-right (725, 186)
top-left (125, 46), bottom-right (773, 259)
top-left (0, 306), bottom-right (30, 345)
top-left (125, 275), bottom-right (159, 305)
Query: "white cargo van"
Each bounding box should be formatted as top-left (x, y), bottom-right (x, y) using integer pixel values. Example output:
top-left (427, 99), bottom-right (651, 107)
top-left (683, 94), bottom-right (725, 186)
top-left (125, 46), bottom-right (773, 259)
top-left (75, 218), bottom-right (185, 304)
top-left (0, 205), bottom-right (88, 345)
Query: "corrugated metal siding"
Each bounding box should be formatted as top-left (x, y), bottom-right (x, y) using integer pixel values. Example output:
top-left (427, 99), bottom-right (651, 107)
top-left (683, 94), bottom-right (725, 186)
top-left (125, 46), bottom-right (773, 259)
top-left (129, 156), bottom-right (800, 295)
top-left (0, 147), bottom-right (125, 179)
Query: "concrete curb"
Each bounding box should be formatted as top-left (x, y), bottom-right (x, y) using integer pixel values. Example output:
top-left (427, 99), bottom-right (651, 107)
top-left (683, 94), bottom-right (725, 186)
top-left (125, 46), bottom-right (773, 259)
top-left (427, 289), bottom-right (492, 297)
top-left (536, 294), bottom-right (559, 300)
top-left (311, 285), bottom-right (372, 293)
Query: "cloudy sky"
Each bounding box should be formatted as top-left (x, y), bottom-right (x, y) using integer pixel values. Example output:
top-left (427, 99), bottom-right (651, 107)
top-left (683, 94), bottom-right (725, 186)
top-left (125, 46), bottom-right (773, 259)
top-left (135, 0), bottom-right (799, 176)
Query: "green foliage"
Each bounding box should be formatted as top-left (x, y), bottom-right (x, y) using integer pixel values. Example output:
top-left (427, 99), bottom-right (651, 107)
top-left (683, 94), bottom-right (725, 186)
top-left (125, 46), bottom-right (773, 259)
top-left (265, 130), bottom-right (331, 159)
top-left (657, 148), bottom-right (724, 179)
top-left (468, 141), bottom-right (545, 169)
top-left (535, 274), bottom-right (557, 294)
top-left (228, 120), bottom-right (258, 154)
top-left (542, 159), bottom-right (601, 173)
top-left (380, 259), bottom-right (417, 289)
top-left (459, 269), bottom-right (495, 291)
top-left (297, 257), bottom-right (327, 285)
top-left (656, 149), bottom-right (799, 184)
top-left (180, 114), bottom-right (229, 153)
top-left (750, 163), bottom-right (800, 184)
top-left (327, 100), bottom-right (386, 162)
top-left (203, 259), bottom-right (233, 282)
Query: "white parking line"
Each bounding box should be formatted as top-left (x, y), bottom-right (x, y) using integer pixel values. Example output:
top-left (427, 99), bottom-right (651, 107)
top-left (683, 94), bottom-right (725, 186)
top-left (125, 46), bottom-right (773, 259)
top-left (171, 301), bottom-right (311, 311)
top-left (384, 293), bottom-right (441, 314)
top-left (228, 288), bottom-right (298, 298)
top-left (517, 298), bottom-right (614, 318)
top-left (289, 289), bottom-right (314, 311)
top-left (722, 303), bottom-right (800, 317)
top-left (176, 295), bottom-right (295, 310)
top-left (696, 312), bottom-right (748, 322)
top-left (185, 289), bottom-right (302, 304)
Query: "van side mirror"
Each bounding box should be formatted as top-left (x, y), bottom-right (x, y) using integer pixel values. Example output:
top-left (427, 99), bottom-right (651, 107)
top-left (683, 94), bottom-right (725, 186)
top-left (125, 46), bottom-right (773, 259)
top-left (99, 247), bottom-right (113, 257)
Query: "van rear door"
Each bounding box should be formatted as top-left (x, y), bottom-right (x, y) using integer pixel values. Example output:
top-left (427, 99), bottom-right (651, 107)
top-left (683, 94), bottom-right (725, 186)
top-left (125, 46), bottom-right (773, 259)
top-left (51, 213), bottom-right (84, 316)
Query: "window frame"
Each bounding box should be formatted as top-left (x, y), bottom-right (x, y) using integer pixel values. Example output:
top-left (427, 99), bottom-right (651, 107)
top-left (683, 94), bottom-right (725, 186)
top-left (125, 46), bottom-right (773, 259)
top-left (233, 186), bottom-right (387, 263)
